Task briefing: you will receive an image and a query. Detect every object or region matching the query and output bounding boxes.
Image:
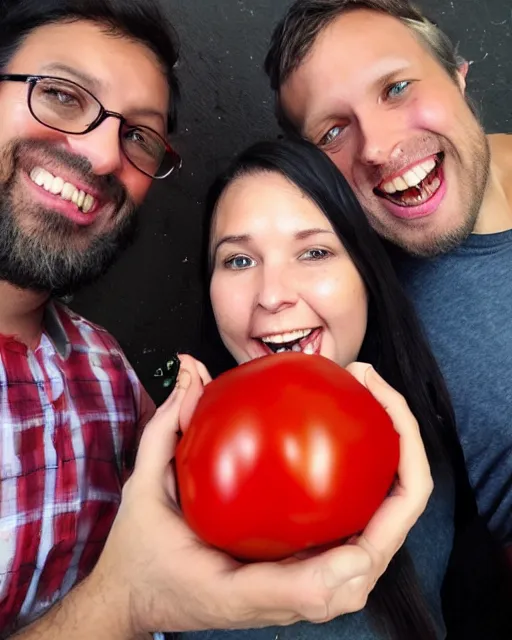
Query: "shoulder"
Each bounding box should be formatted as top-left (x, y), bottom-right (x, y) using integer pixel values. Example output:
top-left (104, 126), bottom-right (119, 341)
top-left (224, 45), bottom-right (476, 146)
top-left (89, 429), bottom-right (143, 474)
top-left (55, 303), bottom-right (125, 352)
top-left (489, 133), bottom-right (512, 198)
top-left (489, 132), bottom-right (512, 163)
top-left (56, 303), bottom-right (156, 426)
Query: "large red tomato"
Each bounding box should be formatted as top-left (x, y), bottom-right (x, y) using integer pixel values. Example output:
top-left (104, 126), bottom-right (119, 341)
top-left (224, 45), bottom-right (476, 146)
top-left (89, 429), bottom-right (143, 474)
top-left (175, 352), bottom-right (399, 561)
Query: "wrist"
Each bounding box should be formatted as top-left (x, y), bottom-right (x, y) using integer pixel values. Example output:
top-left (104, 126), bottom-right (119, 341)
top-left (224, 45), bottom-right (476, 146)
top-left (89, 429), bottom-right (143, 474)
top-left (81, 565), bottom-right (135, 640)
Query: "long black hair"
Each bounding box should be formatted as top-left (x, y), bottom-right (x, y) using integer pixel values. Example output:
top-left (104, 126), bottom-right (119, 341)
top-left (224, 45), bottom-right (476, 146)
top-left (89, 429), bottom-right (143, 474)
top-left (198, 138), bottom-right (510, 639)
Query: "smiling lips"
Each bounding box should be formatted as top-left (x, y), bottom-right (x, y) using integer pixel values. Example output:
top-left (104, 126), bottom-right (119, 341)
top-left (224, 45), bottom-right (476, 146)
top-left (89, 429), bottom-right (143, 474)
top-left (29, 166), bottom-right (97, 214)
top-left (374, 154), bottom-right (444, 209)
top-left (257, 327), bottom-right (322, 355)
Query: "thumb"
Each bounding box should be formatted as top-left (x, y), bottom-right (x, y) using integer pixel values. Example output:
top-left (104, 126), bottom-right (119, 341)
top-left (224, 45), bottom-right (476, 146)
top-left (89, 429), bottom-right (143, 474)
top-left (179, 368), bottom-right (206, 431)
top-left (134, 370), bottom-right (192, 480)
top-left (363, 367), bottom-right (417, 436)
top-left (233, 545), bottom-right (371, 621)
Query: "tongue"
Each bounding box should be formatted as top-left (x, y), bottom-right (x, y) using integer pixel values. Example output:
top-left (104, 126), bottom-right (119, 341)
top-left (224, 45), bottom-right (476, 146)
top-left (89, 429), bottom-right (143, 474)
top-left (274, 343), bottom-right (301, 353)
top-left (271, 338), bottom-right (303, 353)
top-left (395, 180), bottom-right (440, 206)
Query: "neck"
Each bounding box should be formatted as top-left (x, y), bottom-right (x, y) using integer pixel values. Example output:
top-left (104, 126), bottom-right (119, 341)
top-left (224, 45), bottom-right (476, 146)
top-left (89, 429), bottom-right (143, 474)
top-left (473, 133), bottom-right (512, 234)
top-left (0, 281), bottom-right (49, 349)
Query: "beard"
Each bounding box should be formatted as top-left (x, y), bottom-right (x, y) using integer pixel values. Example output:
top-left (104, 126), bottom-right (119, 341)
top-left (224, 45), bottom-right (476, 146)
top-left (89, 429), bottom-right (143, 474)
top-left (363, 117), bottom-right (491, 259)
top-left (0, 139), bottom-right (138, 297)
top-left (402, 129), bottom-right (490, 259)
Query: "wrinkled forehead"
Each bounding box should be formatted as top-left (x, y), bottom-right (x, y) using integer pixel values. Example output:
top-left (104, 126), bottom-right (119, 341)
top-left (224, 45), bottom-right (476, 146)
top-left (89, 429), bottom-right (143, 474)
top-left (7, 19), bottom-right (170, 124)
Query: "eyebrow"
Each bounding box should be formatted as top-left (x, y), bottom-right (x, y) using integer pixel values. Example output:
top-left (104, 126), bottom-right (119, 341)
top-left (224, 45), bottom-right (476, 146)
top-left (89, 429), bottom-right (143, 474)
top-left (126, 107), bottom-right (166, 128)
top-left (38, 62), bottom-right (166, 129)
top-left (39, 63), bottom-right (101, 92)
top-left (213, 228), bottom-right (335, 255)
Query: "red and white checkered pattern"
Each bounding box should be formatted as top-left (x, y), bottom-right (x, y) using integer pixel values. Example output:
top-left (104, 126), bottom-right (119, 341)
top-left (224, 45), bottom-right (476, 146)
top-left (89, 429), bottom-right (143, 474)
top-left (0, 303), bottom-right (153, 635)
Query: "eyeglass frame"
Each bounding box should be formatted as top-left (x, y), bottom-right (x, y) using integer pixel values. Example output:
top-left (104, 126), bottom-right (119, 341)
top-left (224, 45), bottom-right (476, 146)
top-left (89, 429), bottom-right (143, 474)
top-left (0, 73), bottom-right (182, 179)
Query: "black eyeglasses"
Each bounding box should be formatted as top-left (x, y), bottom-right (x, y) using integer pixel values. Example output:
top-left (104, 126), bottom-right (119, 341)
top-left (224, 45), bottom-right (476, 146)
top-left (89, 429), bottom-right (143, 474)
top-left (0, 74), bottom-right (182, 179)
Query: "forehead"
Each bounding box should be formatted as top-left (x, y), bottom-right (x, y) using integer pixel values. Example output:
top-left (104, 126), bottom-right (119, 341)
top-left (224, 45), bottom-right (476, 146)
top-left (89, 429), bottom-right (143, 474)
top-left (8, 20), bottom-right (169, 116)
top-left (281, 9), bottom-right (437, 129)
top-left (213, 171), bottom-right (333, 237)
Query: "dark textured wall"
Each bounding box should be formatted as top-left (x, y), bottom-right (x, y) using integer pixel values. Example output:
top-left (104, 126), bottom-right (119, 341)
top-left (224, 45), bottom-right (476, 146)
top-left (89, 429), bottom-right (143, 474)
top-left (71, 0), bottom-right (512, 404)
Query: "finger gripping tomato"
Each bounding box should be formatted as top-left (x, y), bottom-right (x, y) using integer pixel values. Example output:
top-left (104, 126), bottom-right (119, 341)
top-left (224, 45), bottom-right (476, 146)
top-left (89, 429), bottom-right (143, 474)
top-left (175, 352), bottom-right (399, 561)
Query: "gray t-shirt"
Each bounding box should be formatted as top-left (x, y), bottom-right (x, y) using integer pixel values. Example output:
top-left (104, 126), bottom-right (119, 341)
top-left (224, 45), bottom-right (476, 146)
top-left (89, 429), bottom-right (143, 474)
top-left (396, 230), bottom-right (512, 546)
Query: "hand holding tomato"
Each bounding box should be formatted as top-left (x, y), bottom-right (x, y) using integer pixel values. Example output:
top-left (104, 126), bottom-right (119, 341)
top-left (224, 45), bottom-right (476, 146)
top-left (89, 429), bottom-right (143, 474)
top-left (87, 356), bottom-right (431, 636)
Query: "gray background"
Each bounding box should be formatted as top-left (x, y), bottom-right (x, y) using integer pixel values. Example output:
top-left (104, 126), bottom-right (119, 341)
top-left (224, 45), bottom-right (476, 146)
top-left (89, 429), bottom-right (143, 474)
top-left (71, 0), bottom-right (512, 403)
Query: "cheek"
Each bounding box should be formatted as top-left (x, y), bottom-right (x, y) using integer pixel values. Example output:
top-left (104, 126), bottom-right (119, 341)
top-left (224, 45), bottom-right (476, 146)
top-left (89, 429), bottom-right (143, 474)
top-left (120, 169), bottom-right (152, 204)
top-left (311, 275), bottom-right (342, 301)
top-left (333, 280), bottom-right (368, 328)
top-left (0, 98), bottom-right (55, 146)
top-left (306, 265), bottom-right (365, 308)
top-left (407, 92), bottom-right (458, 133)
top-left (319, 273), bottom-right (368, 357)
top-left (210, 274), bottom-right (250, 345)
top-left (325, 148), bottom-right (355, 186)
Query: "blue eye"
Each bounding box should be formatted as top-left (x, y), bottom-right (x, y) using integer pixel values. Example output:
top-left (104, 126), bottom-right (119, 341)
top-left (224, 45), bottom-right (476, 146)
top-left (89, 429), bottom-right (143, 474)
top-left (319, 125), bottom-right (344, 147)
top-left (301, 248), bottom-right (330, 261)
top-left (387, 81), bottom-right (410, 98)
top-left (224, 255), bottom-right (255, 270)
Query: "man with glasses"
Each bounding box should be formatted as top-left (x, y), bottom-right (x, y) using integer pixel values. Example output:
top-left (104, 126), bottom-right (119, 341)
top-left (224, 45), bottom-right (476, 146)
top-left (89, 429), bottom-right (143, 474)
top-left (0, 1), bottom-right (434, 639)
top-left (0, 0), bottom-right (180, 636)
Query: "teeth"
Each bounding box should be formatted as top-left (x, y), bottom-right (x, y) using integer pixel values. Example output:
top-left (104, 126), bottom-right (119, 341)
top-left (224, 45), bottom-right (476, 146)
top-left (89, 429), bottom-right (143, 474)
top-left (402, 170), bottom-right (422, 188)
top-left (29, 166), bottom-right (96, 213)
top-left (303, 344), bottom-right (315, 355)
top-left (82, 194), bottom-right (94, 213)
top-left (31, 168), bottom-right (45, 187)
top-left (421, 159), bottom-right (437, 175)
top-left (392, 176), bottom-right (408, 191)
top-left (382, 182), bottom-right (396, 194)
top-left (261, 328), bottom-right (312, 344)
top-left (43, 172), bottom-right (53, 191)
top-left (49, 176), bottom-right (64, 195)
top-left (380, 158), bottom-right (438, 194)
top-left (412, 165), bottom-right (427, 181)
top-left (61, 183), bottom-right (75, 201)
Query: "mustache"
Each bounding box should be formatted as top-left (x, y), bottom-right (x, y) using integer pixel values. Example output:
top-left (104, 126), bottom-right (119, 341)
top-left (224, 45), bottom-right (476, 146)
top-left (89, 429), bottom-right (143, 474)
top-left (6, 138), bottom-right (128, 208)
top-left (366, 135), bottom-right (444, 185)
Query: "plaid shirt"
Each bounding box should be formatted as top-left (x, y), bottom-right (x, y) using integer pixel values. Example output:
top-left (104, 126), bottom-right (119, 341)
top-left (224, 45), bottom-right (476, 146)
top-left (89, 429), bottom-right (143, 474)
top-left (0, 302), bottom-right (155, 636)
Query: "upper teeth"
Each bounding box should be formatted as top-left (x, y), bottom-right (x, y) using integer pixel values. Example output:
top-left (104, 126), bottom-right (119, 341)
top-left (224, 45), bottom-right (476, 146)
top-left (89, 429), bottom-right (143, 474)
top-left (380, 159), bottom-right (436, 194)
top-left (29, 167), bottom-right (96, 213)
top-left (261, 328), bottom-right (313, 344)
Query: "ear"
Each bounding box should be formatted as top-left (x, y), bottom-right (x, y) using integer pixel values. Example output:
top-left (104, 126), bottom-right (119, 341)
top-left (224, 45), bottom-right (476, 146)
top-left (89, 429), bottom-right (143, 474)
top-left (456, 60), bottom-right (469, 93)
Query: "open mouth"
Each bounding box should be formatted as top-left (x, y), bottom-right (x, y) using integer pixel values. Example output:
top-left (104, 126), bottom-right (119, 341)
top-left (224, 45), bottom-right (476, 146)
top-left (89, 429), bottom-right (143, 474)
top-left (256, 327), bottom-right (322, 356)
top-left (374, 153), bottom-right (444, 208)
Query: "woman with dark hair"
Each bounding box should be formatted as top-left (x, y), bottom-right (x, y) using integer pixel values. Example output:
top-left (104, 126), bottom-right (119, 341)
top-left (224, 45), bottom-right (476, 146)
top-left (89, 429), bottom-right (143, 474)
top-left (178, 137), bottom-right (509, 640)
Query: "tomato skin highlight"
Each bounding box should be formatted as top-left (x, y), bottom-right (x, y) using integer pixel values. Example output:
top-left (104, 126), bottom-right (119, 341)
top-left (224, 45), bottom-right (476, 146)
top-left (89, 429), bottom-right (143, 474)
top-left (175, 352), bottom-right (399, 561)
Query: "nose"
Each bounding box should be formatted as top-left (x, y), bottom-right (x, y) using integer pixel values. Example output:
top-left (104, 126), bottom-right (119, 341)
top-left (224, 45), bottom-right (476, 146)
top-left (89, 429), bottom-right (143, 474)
top-left (256, 264), bottom-right (298, 313)
top-left (357, 109), bottom-right (403, 167)
top-left (66, 117), bottom-right (123, 176)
